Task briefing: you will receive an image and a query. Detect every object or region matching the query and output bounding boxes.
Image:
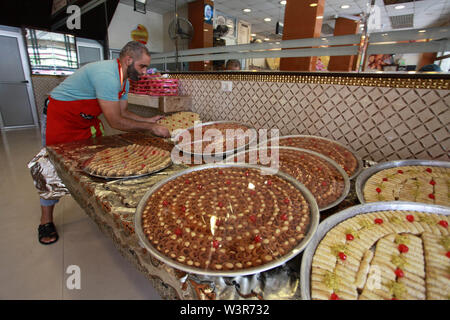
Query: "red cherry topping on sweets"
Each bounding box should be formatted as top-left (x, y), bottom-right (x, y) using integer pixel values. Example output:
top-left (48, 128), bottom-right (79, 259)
top-left (338, 252), bottom-right (347, 261)
top-left (398, 244), bottom-right (409, 253)
top-left (152, 150), bottom-right (157, 155)
top-left (330, 293), bottom-right (339, 300)
top-left (215, 219), bottom-right (223, 226)
top-left (395, 268), bottom-right (404, 278)
top-left (197, 184), bottom-right (203, 190)
top-left (376, 188), bottom-right (382, 193)
top-left (185, 179), bottom-right (191, 184)
top-left (180, 205), bottom-right (186, 213)
top-left (430, 180), bottom-right (436, 186)
top-left (174, 228), bottom-right (182, 236)
top-left (218, 201), bottom-right (224, 208)
top-left (212, 240), bottom-right (220, 249)
top-left (141, 164), bottom-right (146, 169)
top-left (283, 198), bottom-right (290, 204)
top-left (162, 200), bottom-right (169, 207)
top-left (439, 220), bottom-right (448, 228)
top-left (406, 215), bottom-right (414, 222)
top-left (218, 170), bottom-right (224, 175)
top-left (322, 181), bottom-right (327, 186)
top-left (428, 194), bottom-right (435, 200)
top-left (280, 214), bottom-right (288, 221)
top-left (426, 168), bottom-right (432, 173)
top-left (225, 180), bottom-right (231, 185)
top-left (266, 180), bottom-right (272, 186)
top-left (374, 218), bottom-right (383, 224)
top-left (143, 156), bottom-right (148, 160)
top-left (245, 171), bottom-right (250, 177)
top-left (249, 215), bottom-right (257, 223)
top-left (446, 251), bottom-right (450, 258)
top-left (382, 178), bottom-right (388, 182)
top-left (397, 170), bottom-right (403, 174)
top-left (254, 235), bottom-right (262, 243)
top-left (346, 234), bottom-right (354, 241)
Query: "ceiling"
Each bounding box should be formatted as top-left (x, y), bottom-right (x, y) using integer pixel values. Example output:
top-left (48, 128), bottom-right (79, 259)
top-left (121, 0), bottom-right (450, 40)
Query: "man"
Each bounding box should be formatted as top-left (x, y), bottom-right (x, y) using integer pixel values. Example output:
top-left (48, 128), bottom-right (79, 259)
top-left (225, 59), bottom-right (241, 71)
top-left (37, 41), bottom-right (169, 245)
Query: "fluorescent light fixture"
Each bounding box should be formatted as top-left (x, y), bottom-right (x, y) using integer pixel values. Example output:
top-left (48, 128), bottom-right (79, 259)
top-left (395, 5), bottom-right (405, 9)
top-left (243, 8), bottom-right (251, 12)
top-left (251, 33), bottom-right (257, 36)
top-left (264, 18), bottom-right (272, 22)
top-left (316, 16), bottom-right (323, 19)
top-left (341, 4), bottom-right (350, 9)
top-left (310, 3), bottom-right (318, 7)
top-left (418, 30), bottom-right (426, 33)
top-left (280, 1), bottom-right (287, 5)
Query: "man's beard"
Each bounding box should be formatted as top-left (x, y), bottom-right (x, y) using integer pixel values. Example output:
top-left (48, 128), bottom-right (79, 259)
top-left (127, 61), bottom-right (141, 81)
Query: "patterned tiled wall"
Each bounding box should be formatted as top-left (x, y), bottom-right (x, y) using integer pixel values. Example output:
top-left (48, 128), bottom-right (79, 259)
top-left (178, 79), bottom-right (449, 162)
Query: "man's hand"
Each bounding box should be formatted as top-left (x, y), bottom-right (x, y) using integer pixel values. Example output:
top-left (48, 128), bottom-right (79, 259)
top-left (149, 124), bottom-right (170, 138)
top-left (147, 115), bottom-right (165, 123)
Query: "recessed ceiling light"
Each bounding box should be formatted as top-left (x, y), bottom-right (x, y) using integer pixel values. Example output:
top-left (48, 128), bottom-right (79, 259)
top-left (280, 1), bottom-right (286, 5)
top-left (341, 5), bottom-right (350, 9)
top-left (316, 16), bottom-right (323, 19)
top-left (243, 8), bottom-right (251, 13)
top-left (395, 5), bottom-right (405, 10)
top-left (310, 3), bottom-right (318, 7)
top-left (264, 18), bottom-right (272, 22)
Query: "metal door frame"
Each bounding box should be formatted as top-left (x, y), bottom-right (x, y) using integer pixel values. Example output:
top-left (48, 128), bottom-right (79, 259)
top-left (0, 27), bottom-right (39, 130)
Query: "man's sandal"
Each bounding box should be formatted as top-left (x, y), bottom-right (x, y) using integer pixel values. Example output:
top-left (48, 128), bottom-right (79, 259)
top-left (38, 222), bottom-right (59, 245)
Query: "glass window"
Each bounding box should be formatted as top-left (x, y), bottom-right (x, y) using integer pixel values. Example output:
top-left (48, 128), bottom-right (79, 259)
top-left (25, 28), bottom-right (78, 75)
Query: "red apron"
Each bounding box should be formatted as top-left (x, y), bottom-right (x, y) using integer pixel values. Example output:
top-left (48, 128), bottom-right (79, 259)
top-left (45, 59), bottom-right (127, 146)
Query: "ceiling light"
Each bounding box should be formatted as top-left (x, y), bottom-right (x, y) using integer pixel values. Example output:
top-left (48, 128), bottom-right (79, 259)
top-left (280, 1), bottom-right (287, 5)
top-left (264, 18), bottom-right (272, 22)
top-left (394, 5), bottom-right (405, 10)
top-left (316, 16), bottom-right (323, 19)
top-left (243, 8), bottom-right (251, 13)
top-left (251, 33), bottom-right (256, 37)
top-left (418, 30), bottom-right (426, 33)
top-left (264, 38), bottom-right (270, 41)
top-left (341, 5), bottom-right (350, 9)
top-left (310, 3), bottom-right (318, 7)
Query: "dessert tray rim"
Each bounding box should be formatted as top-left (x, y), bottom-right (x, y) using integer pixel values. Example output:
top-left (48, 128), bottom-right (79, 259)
top-left (172, 121), bottom-right (258, 157)
top-left (355, 159), bottom-right (450, 204)
top-left (299, 201), bottom-right (450, 300)
top-left (225, 146), bottom-right (351, 212)
top-left (259, 135), bottom-right (363, 180)
top-left (134, 163), bottom-right (320, 277)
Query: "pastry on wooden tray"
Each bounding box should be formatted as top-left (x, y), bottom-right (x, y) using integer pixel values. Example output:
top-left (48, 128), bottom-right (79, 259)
top-left (310, 210), bottom-right (450, 300)
top-left (84, 144), bottom-right (171, 178)
top-left (157, 111), bottom-right (200, 135)
top-left (363, 165), bottom-right (450, 206)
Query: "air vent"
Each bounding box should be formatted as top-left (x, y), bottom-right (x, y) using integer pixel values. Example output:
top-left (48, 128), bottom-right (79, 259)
top-left (389, 14), bottom-right (414, 29)
top-left (383, 0), bottom-right (417, 5)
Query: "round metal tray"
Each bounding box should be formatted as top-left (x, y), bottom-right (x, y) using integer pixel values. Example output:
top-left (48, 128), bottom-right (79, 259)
top-left (225, 146), bottom-right (350, 212)
top-left (355, 159), bottom-right (450, 204)
top-left (299, 201), bottom-right (450, 300)
top-left (134, 163), bottom-right (320, 277)
top-left (259, 135), bottom-right (363, 180)
top-left (173, 121), bottom-right (258, 158)
top-left (82, 158), bottom-right (172, 181)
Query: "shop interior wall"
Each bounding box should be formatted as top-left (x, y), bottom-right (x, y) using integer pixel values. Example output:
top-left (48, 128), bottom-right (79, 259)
top-left (176, 77), bottom-right (449, 163)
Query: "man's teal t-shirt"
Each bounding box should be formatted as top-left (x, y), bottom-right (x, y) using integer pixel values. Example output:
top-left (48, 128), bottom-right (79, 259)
top-left (50, 59), bottom-right (129, 102)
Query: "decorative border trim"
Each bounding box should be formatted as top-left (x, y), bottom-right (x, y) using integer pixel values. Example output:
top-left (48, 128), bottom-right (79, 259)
top-left (166, 72), bottom-right (450, 90)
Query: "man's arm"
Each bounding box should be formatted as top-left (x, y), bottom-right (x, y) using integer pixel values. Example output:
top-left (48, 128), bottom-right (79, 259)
top-left (99, 99), bottom-right (169, 137)
top-left (119, 99), bottom-right (164, 123)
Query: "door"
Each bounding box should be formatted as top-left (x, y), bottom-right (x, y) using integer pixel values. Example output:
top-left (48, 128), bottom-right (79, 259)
top-left (0, 29), bottom-right (38, 130)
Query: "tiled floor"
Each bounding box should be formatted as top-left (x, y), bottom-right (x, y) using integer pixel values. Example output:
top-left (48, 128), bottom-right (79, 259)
top-left (0, 128), bottom-right (161, 300)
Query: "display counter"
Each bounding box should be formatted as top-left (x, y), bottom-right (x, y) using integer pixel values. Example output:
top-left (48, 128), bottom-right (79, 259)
top-left (46, 132), bottom-right (365, 300)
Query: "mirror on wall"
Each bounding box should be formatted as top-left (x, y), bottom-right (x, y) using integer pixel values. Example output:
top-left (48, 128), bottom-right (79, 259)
top-left (143, 0), bottom-right (450, 73)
